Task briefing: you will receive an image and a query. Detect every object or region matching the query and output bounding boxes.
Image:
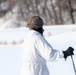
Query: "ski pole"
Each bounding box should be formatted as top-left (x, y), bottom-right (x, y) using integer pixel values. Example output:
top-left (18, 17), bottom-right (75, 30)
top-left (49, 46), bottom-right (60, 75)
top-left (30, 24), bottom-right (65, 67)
top-left (71, 55), bottom-right (76, 75)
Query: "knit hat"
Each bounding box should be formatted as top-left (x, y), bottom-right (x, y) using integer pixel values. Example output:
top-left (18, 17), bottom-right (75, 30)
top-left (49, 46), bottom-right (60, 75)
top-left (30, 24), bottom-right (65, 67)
top-left (26, 16), bottom-right (44, 29)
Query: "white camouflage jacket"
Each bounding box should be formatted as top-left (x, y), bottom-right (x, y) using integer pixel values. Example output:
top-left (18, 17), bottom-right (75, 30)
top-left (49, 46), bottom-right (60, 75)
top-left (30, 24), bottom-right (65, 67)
top-left (21, 30), bottom-right (63, 75)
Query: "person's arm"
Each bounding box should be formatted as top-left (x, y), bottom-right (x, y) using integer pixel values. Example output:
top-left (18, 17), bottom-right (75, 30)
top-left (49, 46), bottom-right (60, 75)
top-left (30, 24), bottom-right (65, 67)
top-left (36, 35), bottom-right (63, 61)
top-left (36, 35), bottom-right (74, 61)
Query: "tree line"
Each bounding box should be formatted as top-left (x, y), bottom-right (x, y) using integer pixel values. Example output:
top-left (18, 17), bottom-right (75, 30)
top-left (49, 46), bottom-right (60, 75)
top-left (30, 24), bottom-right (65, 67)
top-left (0, 0), bottom-right (76, 25)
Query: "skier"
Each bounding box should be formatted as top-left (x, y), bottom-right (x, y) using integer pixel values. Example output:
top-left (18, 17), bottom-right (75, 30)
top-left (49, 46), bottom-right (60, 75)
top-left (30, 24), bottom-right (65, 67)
top-left (21, 16), bottom-right (74, 75)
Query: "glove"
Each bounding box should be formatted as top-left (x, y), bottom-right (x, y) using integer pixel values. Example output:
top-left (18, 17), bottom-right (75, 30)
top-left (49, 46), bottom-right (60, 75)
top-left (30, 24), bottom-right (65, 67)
top-left (63, 47), bottom-right (74, 60)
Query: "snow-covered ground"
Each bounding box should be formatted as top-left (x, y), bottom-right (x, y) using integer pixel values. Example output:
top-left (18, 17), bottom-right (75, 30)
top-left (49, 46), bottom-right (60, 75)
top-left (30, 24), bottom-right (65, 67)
top-left (0, 25), bottom-right (76, 75)
top-left (47, 31), bottom-right (76, 75)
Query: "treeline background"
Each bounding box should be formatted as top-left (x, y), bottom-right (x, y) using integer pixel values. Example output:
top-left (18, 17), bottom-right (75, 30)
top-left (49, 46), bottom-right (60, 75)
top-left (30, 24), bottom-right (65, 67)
top-left (0, 0), bottom-right (76, 26)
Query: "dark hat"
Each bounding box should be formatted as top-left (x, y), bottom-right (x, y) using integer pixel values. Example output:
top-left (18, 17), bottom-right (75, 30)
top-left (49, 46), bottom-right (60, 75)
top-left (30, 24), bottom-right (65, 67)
top-left (27, 16), bottom-right (44, 29)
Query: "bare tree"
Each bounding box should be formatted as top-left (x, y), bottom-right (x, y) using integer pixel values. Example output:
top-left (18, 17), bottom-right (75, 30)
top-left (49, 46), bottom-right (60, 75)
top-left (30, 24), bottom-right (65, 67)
top-left (49, 0), bottom-right (59, 24)
top-left (56, 0), bottom-right (64, 24)
top-left (68, 0), bottom-right (75, 24)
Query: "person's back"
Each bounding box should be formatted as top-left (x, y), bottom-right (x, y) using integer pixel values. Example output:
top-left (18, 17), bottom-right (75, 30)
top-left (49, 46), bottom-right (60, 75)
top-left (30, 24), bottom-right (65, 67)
top-left (21, 30), bottom-right (49, 75)
top-left (22, 30), bottom-right (46, 64)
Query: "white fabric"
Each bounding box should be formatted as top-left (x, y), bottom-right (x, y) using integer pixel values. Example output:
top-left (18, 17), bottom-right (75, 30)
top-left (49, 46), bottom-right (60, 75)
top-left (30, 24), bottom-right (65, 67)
top-left (21, 30), bottom-right (63, 75)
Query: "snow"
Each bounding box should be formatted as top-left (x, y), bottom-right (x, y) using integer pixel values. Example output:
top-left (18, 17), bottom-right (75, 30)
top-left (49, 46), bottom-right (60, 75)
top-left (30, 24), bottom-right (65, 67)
top-left (0, 45), bottom-right (22, 75)
top-left (0, 25), bottom-right (76, 75)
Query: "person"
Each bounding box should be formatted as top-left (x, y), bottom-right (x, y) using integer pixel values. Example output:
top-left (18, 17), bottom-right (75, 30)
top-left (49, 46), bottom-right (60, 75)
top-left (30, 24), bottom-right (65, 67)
top-left (21, 16), bottom-right (74, 75)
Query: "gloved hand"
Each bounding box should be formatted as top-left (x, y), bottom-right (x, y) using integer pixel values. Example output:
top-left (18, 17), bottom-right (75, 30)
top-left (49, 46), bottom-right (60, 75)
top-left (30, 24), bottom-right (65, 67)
top-left (63, 47), bottom-right (74, 60)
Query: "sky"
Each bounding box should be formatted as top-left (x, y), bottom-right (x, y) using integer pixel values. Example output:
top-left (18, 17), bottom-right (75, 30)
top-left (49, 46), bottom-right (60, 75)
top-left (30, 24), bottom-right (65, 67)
top-left (0, 25), bottom-right (76, 75)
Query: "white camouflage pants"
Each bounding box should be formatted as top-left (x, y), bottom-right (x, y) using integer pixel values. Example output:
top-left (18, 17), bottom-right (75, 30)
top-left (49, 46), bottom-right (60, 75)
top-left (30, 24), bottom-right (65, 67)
top-left (21, 63), bottom-right (49, 75)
